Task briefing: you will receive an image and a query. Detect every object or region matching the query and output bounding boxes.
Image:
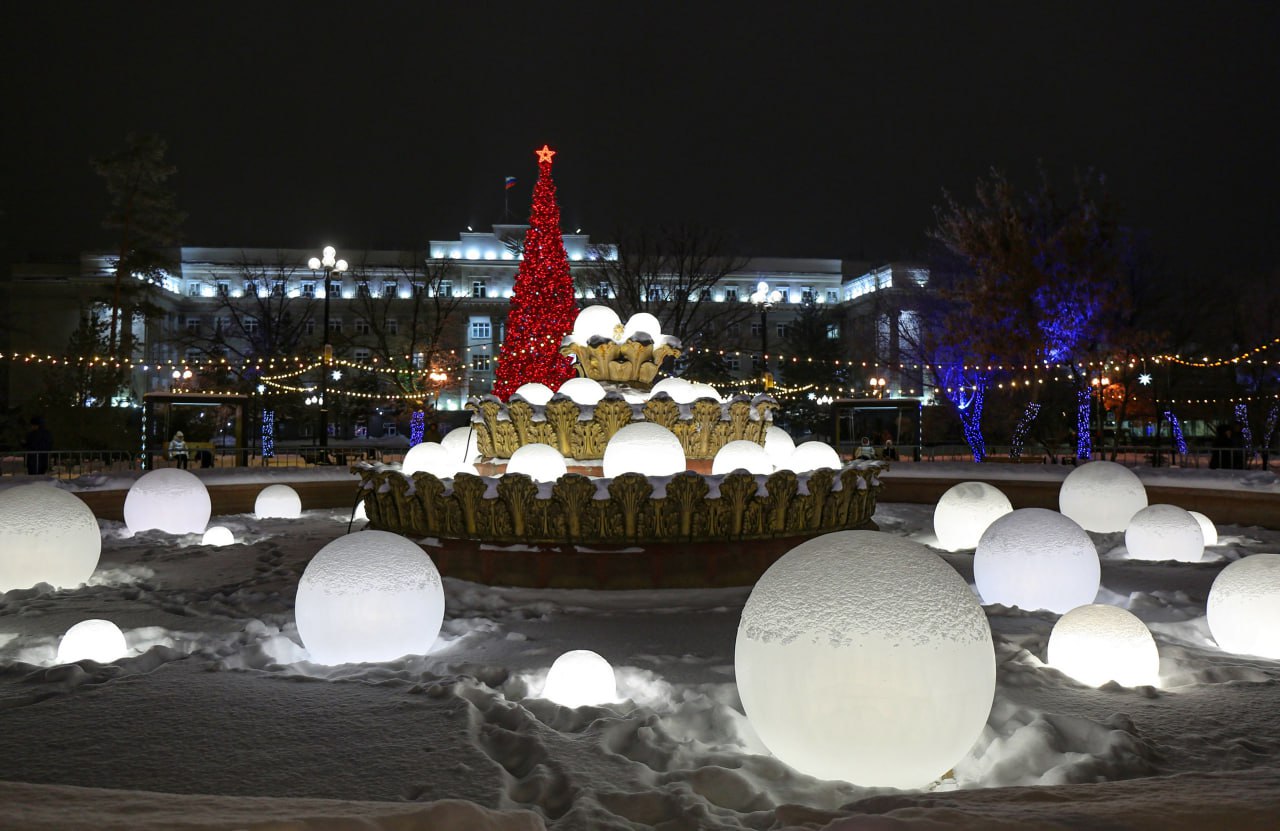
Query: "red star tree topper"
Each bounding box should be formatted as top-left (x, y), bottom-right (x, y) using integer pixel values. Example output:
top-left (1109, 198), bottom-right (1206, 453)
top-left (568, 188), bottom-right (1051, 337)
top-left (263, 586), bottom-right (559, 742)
top-left (493, 144), bottom-right (578, 399)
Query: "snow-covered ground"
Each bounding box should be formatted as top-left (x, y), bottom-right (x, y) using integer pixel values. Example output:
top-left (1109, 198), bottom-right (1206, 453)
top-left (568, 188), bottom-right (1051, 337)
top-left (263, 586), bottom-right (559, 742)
top-left (2, 470), bottom-right (1279, 829)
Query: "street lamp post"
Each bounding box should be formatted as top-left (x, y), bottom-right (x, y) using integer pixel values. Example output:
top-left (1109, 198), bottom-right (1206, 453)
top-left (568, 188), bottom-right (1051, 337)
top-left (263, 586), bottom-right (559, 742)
top-left (869, 376), bottom-right (887, 399)
top-left (307, 246), bottom-right (348, 449)
top-left (750, 280), bottom-right (782, 383)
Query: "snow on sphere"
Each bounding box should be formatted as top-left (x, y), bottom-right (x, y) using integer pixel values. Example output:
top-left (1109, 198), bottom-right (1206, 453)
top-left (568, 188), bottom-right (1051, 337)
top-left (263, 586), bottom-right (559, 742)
top-left (1124, 504), bottom-right (1204, 563)
top-left (57, 619), bottom-right (128, 664)
top-left (572, 305), bottom-right (622, 342)
top-left (763, 427), bottom-right (796, 469)
top-left (1207, 553), bottom-right (1280, 659)
top-left (1048, 604), bottom-right (1159, 687)
top-left (352, 500), bottom-right (368, 521)
top-left (123, 468), bottom-right (211, 535)
top-left (974, 508), bottom-right (1100, 613)
top-left (602, 422), bottom-right (687, 478)
top-left (440, 426), bottom-right (482, 463)
top-left (712, 440), bottom-right (774, 475)
top-left (512, 383), bottom-right (555, 405)
top-left (1188, 511), bottom-right (1218, 546)
top-left (784, 441), bottom-right (842, 473)
top-left (558, 377), bottom-right (607, 406)
top-left (402, 442), bottom-right (474, 479)
top-left (255, 484), bottom-right (302, 519)
top-left (650, 377), bottom-right (695, 404)
top-left (688, 382), bottom-right (721, 401)
top-left (0, 484), bottom-right (101, 592)
top-left (736, 531), bottom-right (995, 788)
top-left (201, 526), bottom-right (235, 547)
top-left (506, 443), bottom-right (568, 482)
top-left (295, 530), bottom-right (445, 665)
top-left (1058, 461), bottom-right (1148, 533)
top-left (933, 482), bottom-right (1014, 551)
top-left (622, 312), bottom-right (663, 340)
top-left (542, 649), bottom-right (617, 707)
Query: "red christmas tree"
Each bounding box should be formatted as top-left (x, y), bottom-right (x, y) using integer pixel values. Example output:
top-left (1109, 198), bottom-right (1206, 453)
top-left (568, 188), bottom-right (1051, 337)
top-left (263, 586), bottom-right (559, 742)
top-left (493, 144), bottom-right (578, 400)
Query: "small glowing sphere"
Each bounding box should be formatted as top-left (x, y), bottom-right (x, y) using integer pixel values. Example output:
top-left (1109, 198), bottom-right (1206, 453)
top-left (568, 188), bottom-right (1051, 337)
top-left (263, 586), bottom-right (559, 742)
top-left (57, 619), bottom-right (128, 664)
top-left (1059, 461), bottom-right (1148, 533)
top-left (124, 468), bottom-right (211, 535)
top-left (572, 305), bottom-right (622, 342)
top-left (512, 383), bottom-right (555, 405)
top-left (1048, 604), bottom-right (1159, 687)
top-left (0, 484), bottom-right (101, 592)
top-left (933, 482), bottom-right (1013, 551)
top-left (1207, 553), bottom-right (1280, 659)
top-left (1188, 511), bottom-right (1218, 546)
top-left (201, 526), bottom-right (235, 546)
top-left (736, 531), bottom-right (995, 788)
top-left (621, 312), bottom-right (663, 340)
top-left (763, 426), bottom-right (796, 469)
top-left (1125, 504), bottom-right (1204, 563)
top-left (602, 422), bottom-right (687, 478)
top-left (558, 377), bottom-right (607, 406)
top-left (255, 484), bottom-right (302, 519)
top-left (712, 440), bottom-right (773, 475)
top-left (783, 441), bottom-right (842, 473)
top-left (295, 530), bottom-right (445, 665)
top-left (506, 443), bottom-right (568, 482)
top-left (650, 377), bottom-right (697, 404)
top-left (687, 382), bottom-right (721, 401)
top-left (974, 508), bottom-right (1100, 613)
top-left (440, 426), bottom-right (482, 463)
top-left (402, 442), bottom-right (475, 479)
top-left (542, 649), bottom-right (617, 707)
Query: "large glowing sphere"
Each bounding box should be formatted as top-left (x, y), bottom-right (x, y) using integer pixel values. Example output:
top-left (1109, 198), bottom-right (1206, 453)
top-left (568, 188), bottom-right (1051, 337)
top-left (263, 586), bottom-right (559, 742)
top-left (1207, 553), bottom-right (1280, 659)
top-left (57, 619), bottom-right (128, 664)
top-left (602, 422), bottom-right (687, 478)
top-left (621, 312), bottom-right (663, 341)
top-left (784, 441), bottom-right (842, 473)
top-left (712, 440), bottom-right (774, 475)
top-left (542, 649), bottom-right (617, 707)
top-left (401, 442), bottom-right (477, 479)
top-left (1125, 504), bottom-right (1204, 563)
top-left (440, 426), bottom-right (482, 463)
top-left (123, 468), bottom-right (211, 535)
top-left (688, 382), bottom-right (721, 401)
top-left (558, 377), bottom-right (607, 406)
top-left (763, 427), bottom-right (796, 469)
top-left (0, 484), bottom-right (101, 592)
top-left (650, 377), bottom-right (697, 404)
top-left (736, 531), bottom-right (995, 788)
top-left (1188, 511), bottom-right (1218, 546)
top-left (572, 304), bottom-right (622, 342)
top-left (255, 484), bottom-right (302, 519)
top-left (1058, 461), bottom-right (1148, 533)
top-left (1048, 604), bottom-right (1159, 687)
top-left (512, 383), bottom-right (555, 405)
top-left (933, 482), bottom-right (1014, 551)
top-left (974, 508), bottom-right (1100, 613)
top-left (295, 530), bottom-right (445, 665)
top-left (506, 443), bottom-right (568, 482)
top-left (201, 526), bottom-right (235, 547)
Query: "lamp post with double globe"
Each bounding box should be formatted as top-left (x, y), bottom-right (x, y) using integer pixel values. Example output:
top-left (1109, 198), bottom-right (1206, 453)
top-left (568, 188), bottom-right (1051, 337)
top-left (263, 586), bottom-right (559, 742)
top-left (307, 246), bottom-right (348, 449)
top-left (750, 280), bottom-right (783, 383)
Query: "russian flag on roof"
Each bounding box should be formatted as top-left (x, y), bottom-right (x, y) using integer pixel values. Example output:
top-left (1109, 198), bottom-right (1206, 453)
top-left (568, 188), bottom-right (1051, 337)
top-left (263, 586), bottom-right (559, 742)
top-left (504, 176), bottom-right (517, 190)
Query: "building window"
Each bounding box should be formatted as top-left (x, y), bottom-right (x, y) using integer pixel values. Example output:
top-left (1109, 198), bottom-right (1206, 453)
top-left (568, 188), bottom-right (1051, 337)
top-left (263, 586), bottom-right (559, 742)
top-left (751, 355), bottom-right (763, 372)
top-left (272, 281), bottom-right (285, 297)
top-left (596, 282), bottom-right (610, 299)
top-left (185, 316), bottom-right (200, 333)
top-left (244, 317), bottom-right (259, 335)
top-left (301, 282), bottom-right (316, 297)
top-left (727, 323), bottom-right (741, 337)
top-left (777, 286), bottom-right (790, 303)
top-left (353, 348), bottom-right (370, 362)
top-left (826, 323), bottom-right (841, 340)
top-left (386, 318), bottom-right (398, 335)
top-left (216, 281), bottom-right (230, 297)
top-left (187, 282), bottom-right (202, 297)
top-left (304, 319), bottom-right (316, 335)
top-left (776, 323), bottom-right (788, 339)
top-left (354, 320), bottom-right (371, 335)
top-left (826, 289), bottom-right (839, 304)
top-left (471, 355), bottom-right (491, 371)
top-left (412, 282), bottom-right (426, 298)
top-left (185, 348), bottom-right (201, 363)
top-left (328, 280), bottom-right (342, 296)
top-left (699, 288), bottom-right (712, 301)
top-left (383, 422), bottom-right (399, 437)
top-left (328, 318), bottom-right (342, 333)
top-left (751, 321), bottom-right (763, 337)
top-left (244, 281), bottom-right (258, 296)
top-left (412, 352), bottom-right (426, 369)
top-left (437, 280), bottom-right (453, 298)
top-left (647, 286), bottom-right (664, 302)
top-left (357, 283), bottom-right (371, 298)
top-left (472, 280), bottom-right (487, 298)
top-left (383, 280), bottom-right (398, 298)
top-left (724, 285), bottom-right (738, 302)
top-left (801, 287), bottom-right (813, 303)
top-left (728, 354), bottom-right (740, 371)
top-left (471, 320), bottom-right (491, 340)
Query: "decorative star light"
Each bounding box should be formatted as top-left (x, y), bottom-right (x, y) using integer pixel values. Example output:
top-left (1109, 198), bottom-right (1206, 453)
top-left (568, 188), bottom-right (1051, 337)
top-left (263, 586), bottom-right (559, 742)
top-left (1139, 373), bottom-right (1153, 386)
top-left (535, 144), bottom-right (556, 164)
top-left (331, 370), bottom-right (342, 381)
top-left (256, 383), bottom-right (266, 393)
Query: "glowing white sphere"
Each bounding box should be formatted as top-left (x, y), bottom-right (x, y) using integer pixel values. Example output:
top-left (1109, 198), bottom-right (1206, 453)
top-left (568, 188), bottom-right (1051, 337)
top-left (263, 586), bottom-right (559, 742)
top-left (650, 377), bottom-right (696, 404)
top-left (440, 426), bottom-right (482, 463)
top-left (1188, 511), bottom-right (1218, 546)
top-left (558, 377), bottom-right (607, 406)
top-left (542, 649), bottom-right (617, 707)
top-left (295, 530), bottom-right (445, 665)
top-left (572, 305), bottom-right (622, 342)
top-left (783, 441), bottom-right (842, 473)
top-left (712, 440), bottom-right (773, 475)
top-left (736, 531), bottom-right (995, 788)
top-left (621, 312), bottom-right (663, 340)
top-left (201, 526), bottom-right (235, 546)
top-left (0, 484), bottom-right (101, 592)
top-left (506, 443), bottom-right (568, 482)
top-left (1207, 553), bottom-right (1280, 659)
top-left (255, 484), bottom-right (302, 519)
top-left (688, 382), bottom-right (721, 401)
top-left (1125, 504), bottom-right (1204, 563)
top-left (933, 482), bottom-right (1014, 551)
top-left (123, 468), bottom-right (211, 535)
top-left (974, 508), bottom-right (1100, 613)
top-left (763, 427), bottom-right (796, 469)
top-left (57, 619), bottom-right (128, 664)
top-left (602, 422), bottom-right (687, 478)
top-left (1048, 604), bottom-right (1159, 687)
top-left (1059, 461), bottom-right (1148, 533)
top-left (512, 383), bottom-right (555, 405)
top-left (402, 442), bottom-right (476, 479)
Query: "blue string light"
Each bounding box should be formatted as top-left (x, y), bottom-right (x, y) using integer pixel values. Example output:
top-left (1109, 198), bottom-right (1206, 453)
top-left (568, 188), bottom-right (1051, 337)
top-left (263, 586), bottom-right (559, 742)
top-left (1011, 402), bottom-right (1040, 460)
top-left (1235, 403), bottom-right (1254, 464)
top-left (1164, 410), bottom-right (1187, 455)
top-left (410, 410), bottom-right (425, 446)
top-left (1076, 387), bottom-right (1092, 460)
top-left (261, 409), bottom-right (275, 458)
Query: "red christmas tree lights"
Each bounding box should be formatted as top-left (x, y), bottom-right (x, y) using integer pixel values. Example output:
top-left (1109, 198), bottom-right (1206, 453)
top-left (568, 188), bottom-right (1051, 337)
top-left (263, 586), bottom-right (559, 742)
top-left (493, 144), bottom-right (578, 400)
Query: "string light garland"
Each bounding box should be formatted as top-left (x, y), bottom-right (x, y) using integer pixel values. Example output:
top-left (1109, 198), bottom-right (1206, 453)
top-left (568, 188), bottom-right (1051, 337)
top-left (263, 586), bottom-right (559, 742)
top-left (410, 410), bottom-right (425, 446)
top-left (261, 409), bottom-right (275, 458)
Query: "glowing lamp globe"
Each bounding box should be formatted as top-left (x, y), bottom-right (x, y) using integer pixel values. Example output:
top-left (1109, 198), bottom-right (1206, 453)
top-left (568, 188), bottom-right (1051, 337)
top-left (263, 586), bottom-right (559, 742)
top-left (402, 442), bottom-right (476, 479)
top-left (602, 423), bottom-right (687, 479)
top-left (763, 427), bottom-right (796, 469)
top-left (57, 619), bottom-right (128, 664)
top-left (1188, 511), bottom-right (1218, 546)
top-left (295, 530), bottom-right (445, 665)
top-left (712, 440), bottom-right (774, 475)
top-left (0, 484), bottom-right (101, 592)
top-left (123, 468), bottom-right (211, 535)
top-left (512, 383), bottom-right (555, 405)
top-left (558, 377), bottom-right (607, 406)
top-left (1124, 504), bottom-right (1204, 563)
top-left (506, 443), bottom-right (568, 482)
top-left (1207, 553), bottom-right (1280, 659)
top-left (688, 382), bottom-right (721, 402)
top-left (201, 526), bottom-right (235, 547)
top-left (974, 508), bottom-right (1100, 613)
top-left (440, 426), bottom-right (482, 463)
top-left (542, 649), bottom-right (617, 707)
top-left (1059, 461), bottom-right (1148, 533)
top-left (650, 377), bottom-right (690, 400)
top-left (1048, 604), bottom-right (1159, 687)
top-left (933, 482), bottom-right (1014, 551)
top-left (255, 484), bottom-right (302, 519)
top-left (621, 312), bottom-right (663, 341)
top-left (784, 441), bottom-right (841, 473)
top-left (736, 531), bottom-right (995, 788)
top-left (572, 305), bottom-right (622, 342)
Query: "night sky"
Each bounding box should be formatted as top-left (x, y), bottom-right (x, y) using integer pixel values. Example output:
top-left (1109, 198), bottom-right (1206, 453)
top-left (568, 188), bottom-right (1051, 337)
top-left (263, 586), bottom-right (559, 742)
top-left (3, 2), bottom-right (1277, 279)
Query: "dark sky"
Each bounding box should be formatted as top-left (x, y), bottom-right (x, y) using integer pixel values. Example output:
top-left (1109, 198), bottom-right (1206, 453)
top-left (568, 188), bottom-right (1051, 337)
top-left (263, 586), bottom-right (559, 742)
top-left (3, 2), bottom-right (1277, 277)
